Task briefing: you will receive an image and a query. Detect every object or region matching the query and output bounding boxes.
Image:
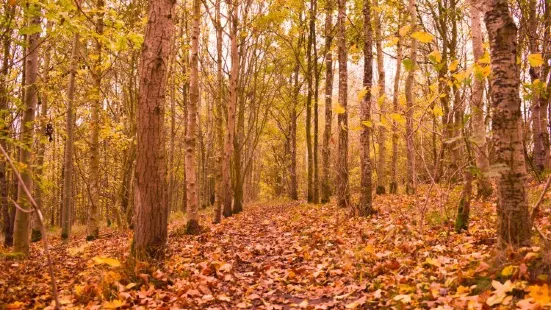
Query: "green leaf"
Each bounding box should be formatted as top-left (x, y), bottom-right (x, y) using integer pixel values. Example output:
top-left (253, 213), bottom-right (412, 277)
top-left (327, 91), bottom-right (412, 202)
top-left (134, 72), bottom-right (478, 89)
top-left (402, 59), bottom-right (415, 72)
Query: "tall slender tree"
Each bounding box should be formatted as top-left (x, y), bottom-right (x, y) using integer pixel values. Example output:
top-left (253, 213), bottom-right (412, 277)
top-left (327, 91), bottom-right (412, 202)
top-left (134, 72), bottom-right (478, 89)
top-left (374, 0), bottom-right (386, 195)
top-left (132, 0), bottom-right (176, 258)
top-left (13, 2), bottom-right (40, 254)
top-left (321, 0), bottom-right (334, 203)
top-left (336, 0), bottom-right (350, 208)
top-left (404, 0), bottom-right (417, 195)
top-left (359, 0), bottom-right (373, 216)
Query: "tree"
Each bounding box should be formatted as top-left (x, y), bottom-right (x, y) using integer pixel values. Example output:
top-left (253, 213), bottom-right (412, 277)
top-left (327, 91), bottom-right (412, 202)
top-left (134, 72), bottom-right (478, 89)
top-left (61, 32), bottom-right (79, 242)
top-left (87, 0), bottom-right (104, 241)
top-left (223, 0), bottom-right (239, 216)
top-left (132, 0), bottom-right (176, 259)
top-left (374, 0), bottom-right (386, 195)
top-left (306, 0), bottom-right (314, 203)
top-left (485, 0), bottom-right (531, 248)
top-left (185, 0), bottom-right (201, 233)
top-left (404, 0), bottom-right (417, 195)
top-left (321, 0), bottom-right (334, 203)
top-left (390, 16), bottom-right (403, 195)
top-left (336, 0), bottom-right (350, 208)
top-left (469, 0), bottom-right (492, 197)
top-left (359, 0), bottom-right (373, 216)
top-left (13, 2), bottom-right (40, 255)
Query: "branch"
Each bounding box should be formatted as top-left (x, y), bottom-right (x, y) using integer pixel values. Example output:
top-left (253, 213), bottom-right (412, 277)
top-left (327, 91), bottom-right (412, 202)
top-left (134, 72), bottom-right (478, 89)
top-left (0, 144), bottom-right (60, 309)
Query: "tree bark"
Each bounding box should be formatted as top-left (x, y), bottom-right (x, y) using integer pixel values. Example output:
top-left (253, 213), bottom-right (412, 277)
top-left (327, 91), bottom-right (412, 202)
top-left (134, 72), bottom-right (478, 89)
top-left (0, 2), bottom-right (14, 247)
top-left (374, 0), bottom-right (386, 195)
top-left (13, 5), bottom-right (40, 255)
top-left (404, 0), bottom-right (417, 195)
top-left (485, 0), bottom-right (531, 248)
top-left (61, 33), bottom-right (78, 242)
top-left (132, 0), bottom-right (175, 259)
top-left (359, 0), bottom-right (373, 216)
top-left (470, 1), bottom-right (492, 197)
top-left (390, 23), bottom-right (402, 194)
top-left (223, 0), bottom-right (238, 216)
top-left (185, 0), bottom-right (202, 233)
top-left (321, 0), bottom-right (334, 203)
top-left (213, 0), bottom-right (224, 223)
top-left (336, 0), bottom-right (350, 208)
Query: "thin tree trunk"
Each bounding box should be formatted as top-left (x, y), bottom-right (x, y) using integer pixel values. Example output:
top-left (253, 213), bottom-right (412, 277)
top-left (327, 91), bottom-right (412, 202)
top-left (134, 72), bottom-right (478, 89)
top-left (61, 33), bottom-right (78, 242)
top-left (87, 0), bottom-right (104, 240)
top-left (404, 0), bottom-right (417, 195)
top-left (390, 23), bottom-right (402, 194)
top-left (321, 0), bottom-right (334, 203)
top-left (290, 63), bottom-right (299, 200)
top-left (223, 0), bottom-right (238, 216)
top-left (13, 5), bottom-right (40, 255)
top-left (185, 0), bottom-right (201, 234)
top-left (374, 0), bottom-right (386, 195)
top-left (336, 0), bottom-right (350, 208)
top-left (213, 0), bottom-right (224, 223)
top-left (0, 2), bottom-right (14, 247)
top-left (359, 0), bottom-right (373, 216)
top-left (485, 0), bottom-right (531, 248)
top-left (470, 1), bottom-right (492, 197)
top-left (312, 0), bottom-right (320, 203)
top-left (306, 0), bottom-right (314, 203)
top-left (132, 0), bottom-right (175, 259)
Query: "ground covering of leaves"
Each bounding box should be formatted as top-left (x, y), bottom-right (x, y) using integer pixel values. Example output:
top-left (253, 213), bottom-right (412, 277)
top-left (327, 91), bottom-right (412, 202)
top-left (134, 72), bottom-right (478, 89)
top-left (2, 187), bottom-right (551, 309)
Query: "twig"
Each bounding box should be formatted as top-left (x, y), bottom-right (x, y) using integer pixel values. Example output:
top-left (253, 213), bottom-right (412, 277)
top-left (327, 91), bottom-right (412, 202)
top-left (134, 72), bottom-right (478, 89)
top-left (531, 174), bottom-right (551, 223)
top-left (0, 144), bottom-right (60, 309)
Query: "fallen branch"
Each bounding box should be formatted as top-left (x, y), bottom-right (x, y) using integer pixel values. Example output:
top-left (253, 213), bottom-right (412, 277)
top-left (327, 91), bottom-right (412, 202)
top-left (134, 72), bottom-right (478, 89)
top-left (0, 144), bottom-right (60, 309)
top-left (531, 173), bottom-right (551, 223)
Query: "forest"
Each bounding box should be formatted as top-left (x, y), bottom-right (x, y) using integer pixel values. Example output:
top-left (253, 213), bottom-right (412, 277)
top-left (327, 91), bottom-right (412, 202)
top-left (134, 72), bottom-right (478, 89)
top-left (0, 0), bottom-right (551, 308)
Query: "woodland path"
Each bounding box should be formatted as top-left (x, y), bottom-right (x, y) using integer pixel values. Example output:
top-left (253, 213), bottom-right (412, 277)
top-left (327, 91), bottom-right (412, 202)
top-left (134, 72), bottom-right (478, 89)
top-left (2, 195), bottom-right (499, 309)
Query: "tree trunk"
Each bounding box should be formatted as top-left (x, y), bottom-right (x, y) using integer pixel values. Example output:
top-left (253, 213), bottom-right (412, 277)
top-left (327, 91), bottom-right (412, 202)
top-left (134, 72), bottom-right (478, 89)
top-left (86, 0), bottom-right (104, 241)
top-left (290, 63), bottom-right (299, 200)
top-left (390, 23), bottom-right (402, 194)
top-left (336, 0), bottom-right (350, 208)
top-left (223, 0), bottom-right (238, 216)
top-left (321, 0), bottom-right (334, 203)
top-left (0, 2), bottom-right (14, 247)
top-left (185, 0), bottom-right (201, 234)
top-left (359, 0), bottom-right (373, 216)
top-left (213, 0), bottom-right (224, 224)
top-left (306, 0), bottom-right (314, 203)
top-left (132, 0), bottom-right (175, 259)
top-left (470, 1), bottom-right (492, 197)
top-left (31, 25), bottom-right (52, 242)
top-left (61, 33), bottom-right (78, 242)
top-left (312, 0), bottom-right (320, 204)
top-left (485, 0), bottom-right (531, 248)
top-left (404, 0), bottom-right (417, 195)
top-left (374, 0), bottom-right (386, 195)
top-left (13, 6), bottom-right (40, 255)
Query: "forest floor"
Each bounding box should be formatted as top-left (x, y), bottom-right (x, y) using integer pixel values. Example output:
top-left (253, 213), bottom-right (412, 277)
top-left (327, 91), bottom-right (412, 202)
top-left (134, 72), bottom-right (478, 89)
top-left (1, 185), bottom-right (551, 309)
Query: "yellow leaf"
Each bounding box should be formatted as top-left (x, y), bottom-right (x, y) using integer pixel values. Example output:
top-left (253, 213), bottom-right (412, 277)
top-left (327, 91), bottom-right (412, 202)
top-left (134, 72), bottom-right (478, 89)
top-left (478, 52), bottom-right (491, 64)
top-left (390, 113), bottom-right (406, 125)
top-left (103, 271), bottom-right (121, 284)
top-left (384, 37), bottom-right (399, 48)
top-left (501, 265), bottom-right (516, 277)
top-left (527, 284), bottom-right (551, 305)
top-left (333, 104), bottom-right (346, 114)
top-left (448, 60), bottom-right (459, 71)
top-left (103, 299), bottom-right (124, 309)
top-left (432, 106), bottom-right (444, 117)
top-left (428, 50), bottom-right (442, 63)
top-left (357, 87), bottom-right (369, 101)
top-left (398, 25), bottom-right (411, 36)
top-left (92, 256), bottom-right (121, 267)
top-left (425, 257), bottom-right (441, 267)
top-left (377, 94), bottom-right (386, 106)
top-left (361, 120), bottom-right (373, 128)
top-left (528, 53), bottom-right (544, 67)
top-left (411, 31), bottom-right (434, 43)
